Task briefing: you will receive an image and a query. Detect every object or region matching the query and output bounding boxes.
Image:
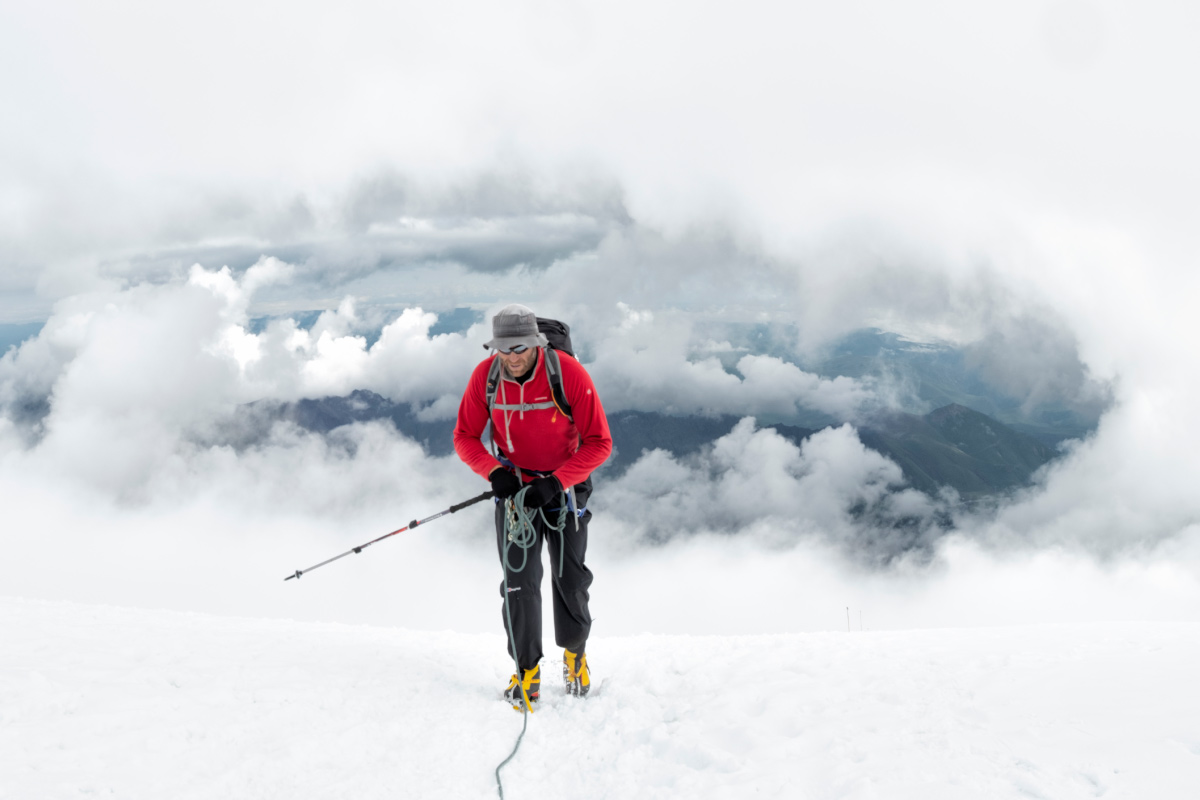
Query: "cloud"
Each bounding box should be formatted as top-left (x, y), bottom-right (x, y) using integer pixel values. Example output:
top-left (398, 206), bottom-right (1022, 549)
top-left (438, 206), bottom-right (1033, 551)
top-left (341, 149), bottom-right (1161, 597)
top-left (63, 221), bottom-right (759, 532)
top-left (977, 396), bottom-right (1200, 557)
top-left (589, 529), bottom-right (1200, 635)
top-left (580, 303), bottom-right (875, 421)
top-left (0, 231), bottom-right (1171, 561)
top-left (2, 1), bottom-right (1200, 634)
top-left (0, 262), bottom-right (484, 495)
top-left (0, 167), bottom-right (629, 318)
top-left (0, 247), bottom-right (1196, 632)
top-left (598, 419), bottom-right (941, 560)
top-left (962, 310), bottom-right (1113, 421)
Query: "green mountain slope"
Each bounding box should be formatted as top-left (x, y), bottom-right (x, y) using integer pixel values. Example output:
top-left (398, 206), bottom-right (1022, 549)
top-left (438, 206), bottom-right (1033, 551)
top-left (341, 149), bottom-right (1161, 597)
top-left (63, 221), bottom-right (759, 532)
top-left (813, 329), bottom-right (1100, 446)
top-left (856, 404), bottom-right (1056, 497)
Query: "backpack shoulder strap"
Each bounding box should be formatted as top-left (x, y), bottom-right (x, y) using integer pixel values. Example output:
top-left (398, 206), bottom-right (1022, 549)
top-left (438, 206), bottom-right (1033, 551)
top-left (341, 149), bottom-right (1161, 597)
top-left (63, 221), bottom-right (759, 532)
top-left (485, 355), bottom-right (503, 410)
top-left (484, 356), bottom-right (503, 455)
top-left (542, 348), bottom-right (573, 422)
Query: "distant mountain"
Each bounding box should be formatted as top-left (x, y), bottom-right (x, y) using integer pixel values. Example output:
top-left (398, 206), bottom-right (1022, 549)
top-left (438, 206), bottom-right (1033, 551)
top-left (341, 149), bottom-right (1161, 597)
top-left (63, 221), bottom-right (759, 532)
top-left (816, 329), bottom-right (1007, 414)
top-left (260, 392), bottom-right (1052, 499)
top-left (233, 317), bottom-right (1099, 453)
top-left (811, 329), bottom-right (1099, 447)
top-left (273, 390), bottom-right (458, 457)
top-left (273, 396), bottom-right (758, 473)
top-left (604, 411), bottom-right (745, 472)
top-left (856, 404), bottom-right (1056, 497)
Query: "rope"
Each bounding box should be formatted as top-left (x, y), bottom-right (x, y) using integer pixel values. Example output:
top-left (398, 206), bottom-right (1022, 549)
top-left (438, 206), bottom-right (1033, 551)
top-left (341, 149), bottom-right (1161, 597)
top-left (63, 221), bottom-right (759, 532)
top-left (493, 682), bottom-right (527, 800)
top-left (494, 484), bottom-right (569, 799)
top-left (503, 486), bottom-right (571, 579)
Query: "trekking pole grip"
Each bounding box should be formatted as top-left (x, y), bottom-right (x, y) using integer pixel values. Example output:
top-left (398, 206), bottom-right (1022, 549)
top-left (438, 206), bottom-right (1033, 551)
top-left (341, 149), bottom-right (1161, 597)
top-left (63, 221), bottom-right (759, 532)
top-left (450, 490), bottom-right (495, 514)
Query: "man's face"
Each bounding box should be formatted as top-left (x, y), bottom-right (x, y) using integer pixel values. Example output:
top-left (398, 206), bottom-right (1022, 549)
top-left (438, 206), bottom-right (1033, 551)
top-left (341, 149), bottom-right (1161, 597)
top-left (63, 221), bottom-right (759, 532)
top-left (499, 346), bottom-right (538, 379)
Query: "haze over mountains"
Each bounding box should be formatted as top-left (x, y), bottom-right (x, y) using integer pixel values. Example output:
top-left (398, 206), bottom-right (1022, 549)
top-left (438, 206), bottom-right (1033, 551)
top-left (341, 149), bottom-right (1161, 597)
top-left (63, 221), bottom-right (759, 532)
top-left (209, 318), bottom-right (1094, 502)
top-left (276, 393), bottom-right (1056, 501)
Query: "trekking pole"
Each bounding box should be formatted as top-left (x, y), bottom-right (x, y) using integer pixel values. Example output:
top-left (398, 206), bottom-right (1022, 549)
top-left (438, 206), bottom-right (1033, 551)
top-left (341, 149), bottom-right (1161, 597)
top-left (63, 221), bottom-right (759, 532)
top-left (283, 490), bottom-right (494, 581)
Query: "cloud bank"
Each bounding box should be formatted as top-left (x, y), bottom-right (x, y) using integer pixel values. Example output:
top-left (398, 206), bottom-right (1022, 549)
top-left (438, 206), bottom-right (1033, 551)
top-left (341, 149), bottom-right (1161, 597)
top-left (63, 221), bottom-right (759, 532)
top-left (3, 1), bottom-right (1199, 631)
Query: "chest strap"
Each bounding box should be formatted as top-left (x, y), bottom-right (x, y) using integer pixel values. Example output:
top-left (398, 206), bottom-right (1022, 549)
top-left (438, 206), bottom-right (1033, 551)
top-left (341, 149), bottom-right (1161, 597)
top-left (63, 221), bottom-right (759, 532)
top-left (492, 401), bottom-right (558, 413)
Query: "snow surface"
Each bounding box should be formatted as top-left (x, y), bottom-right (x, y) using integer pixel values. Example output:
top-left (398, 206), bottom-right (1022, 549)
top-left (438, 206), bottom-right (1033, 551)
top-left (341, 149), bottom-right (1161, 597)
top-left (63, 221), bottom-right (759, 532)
top-left (3, 597), bottom-right (1198, 799)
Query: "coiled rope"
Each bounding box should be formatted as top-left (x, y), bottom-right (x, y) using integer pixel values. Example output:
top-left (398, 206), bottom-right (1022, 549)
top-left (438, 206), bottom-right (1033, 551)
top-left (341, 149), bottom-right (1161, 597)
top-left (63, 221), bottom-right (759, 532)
top-left (494, 484), bottom-right (570, 799)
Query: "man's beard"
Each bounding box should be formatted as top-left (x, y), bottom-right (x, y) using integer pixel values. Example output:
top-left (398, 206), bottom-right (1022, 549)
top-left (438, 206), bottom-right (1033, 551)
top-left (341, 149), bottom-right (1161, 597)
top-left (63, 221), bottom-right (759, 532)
top-left (502, 355), bottom-right (536, 380)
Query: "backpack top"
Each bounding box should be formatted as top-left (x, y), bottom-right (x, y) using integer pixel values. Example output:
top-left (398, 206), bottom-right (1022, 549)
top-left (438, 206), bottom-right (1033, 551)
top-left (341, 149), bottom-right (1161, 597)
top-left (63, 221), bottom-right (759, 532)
top-left (536, 318), bottom-right (574, 357)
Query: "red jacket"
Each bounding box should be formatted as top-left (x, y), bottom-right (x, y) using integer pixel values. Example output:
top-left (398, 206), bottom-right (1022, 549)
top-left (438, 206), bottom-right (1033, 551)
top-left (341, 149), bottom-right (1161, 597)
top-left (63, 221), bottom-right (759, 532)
top-left (454, 348), bottom-right (612, 488)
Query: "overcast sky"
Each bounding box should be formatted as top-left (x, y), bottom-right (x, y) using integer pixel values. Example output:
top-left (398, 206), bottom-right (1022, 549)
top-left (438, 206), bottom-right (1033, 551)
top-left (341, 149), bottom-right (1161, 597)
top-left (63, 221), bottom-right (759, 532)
top-left (1, 1), bottom-right (1198, 631)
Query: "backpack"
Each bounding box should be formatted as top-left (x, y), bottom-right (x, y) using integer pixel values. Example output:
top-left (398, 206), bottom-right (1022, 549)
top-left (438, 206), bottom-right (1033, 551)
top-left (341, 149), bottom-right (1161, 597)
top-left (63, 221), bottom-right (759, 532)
top-left (485, 318), bottom-right (574, 431)
top-left (535, 318), bottom-right (574, 358)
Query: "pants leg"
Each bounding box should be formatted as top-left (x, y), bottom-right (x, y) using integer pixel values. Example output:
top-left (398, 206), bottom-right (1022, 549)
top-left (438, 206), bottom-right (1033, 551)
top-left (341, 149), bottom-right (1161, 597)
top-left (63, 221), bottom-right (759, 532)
top-left (495, 501), bottom-right (544, 671)
top-left (546, 509), bottom-right (594, 654)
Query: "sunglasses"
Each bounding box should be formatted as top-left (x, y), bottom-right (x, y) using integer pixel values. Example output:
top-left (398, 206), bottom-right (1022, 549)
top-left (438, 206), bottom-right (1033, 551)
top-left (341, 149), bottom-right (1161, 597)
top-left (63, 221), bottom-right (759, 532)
top-left (497, 344), bottom-right (531, 355)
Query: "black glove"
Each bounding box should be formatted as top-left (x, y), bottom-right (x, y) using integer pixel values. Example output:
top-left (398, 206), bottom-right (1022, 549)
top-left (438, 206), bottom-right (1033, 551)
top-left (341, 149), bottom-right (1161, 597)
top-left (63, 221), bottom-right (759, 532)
top-left (522, 476), bottom-right (563, 509)
top-left (489, 468), bottom-right (522, 499)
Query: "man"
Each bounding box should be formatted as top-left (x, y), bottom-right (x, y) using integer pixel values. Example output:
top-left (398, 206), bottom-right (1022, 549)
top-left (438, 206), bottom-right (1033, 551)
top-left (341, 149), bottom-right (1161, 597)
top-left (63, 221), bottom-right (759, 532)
top-left (454, 304), bottom-right (612, 709)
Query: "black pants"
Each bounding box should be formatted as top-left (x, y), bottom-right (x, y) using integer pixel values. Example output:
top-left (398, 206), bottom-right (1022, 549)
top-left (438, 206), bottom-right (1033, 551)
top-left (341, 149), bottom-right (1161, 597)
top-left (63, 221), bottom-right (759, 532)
top-left (495, 496), bottom-right (593, 672)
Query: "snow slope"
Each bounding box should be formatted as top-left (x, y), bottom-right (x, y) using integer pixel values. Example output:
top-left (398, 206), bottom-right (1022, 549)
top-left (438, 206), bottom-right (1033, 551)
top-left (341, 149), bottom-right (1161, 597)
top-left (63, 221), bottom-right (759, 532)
top-left (3, 597), bottom-right (1198, 799)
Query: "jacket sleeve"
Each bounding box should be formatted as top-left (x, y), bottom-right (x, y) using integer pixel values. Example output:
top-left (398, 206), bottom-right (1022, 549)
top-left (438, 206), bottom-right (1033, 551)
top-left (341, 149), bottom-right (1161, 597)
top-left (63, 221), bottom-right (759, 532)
top-left (551, 354), bottom-right (613, 488)
top-left (453, 358), bottom-right (503, 480)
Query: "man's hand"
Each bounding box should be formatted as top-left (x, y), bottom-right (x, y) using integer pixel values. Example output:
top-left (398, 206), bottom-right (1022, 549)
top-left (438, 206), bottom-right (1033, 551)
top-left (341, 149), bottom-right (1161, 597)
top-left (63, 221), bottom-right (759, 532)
top-left (522, 476), bottom-right (562, 509)
top-left (489, 468), bottom-right (522, 499)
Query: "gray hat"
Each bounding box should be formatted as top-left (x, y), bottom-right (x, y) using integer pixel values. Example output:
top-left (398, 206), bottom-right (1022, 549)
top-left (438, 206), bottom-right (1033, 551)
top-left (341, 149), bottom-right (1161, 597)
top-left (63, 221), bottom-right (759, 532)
top-left (483, 303), bottom-right (549, 351)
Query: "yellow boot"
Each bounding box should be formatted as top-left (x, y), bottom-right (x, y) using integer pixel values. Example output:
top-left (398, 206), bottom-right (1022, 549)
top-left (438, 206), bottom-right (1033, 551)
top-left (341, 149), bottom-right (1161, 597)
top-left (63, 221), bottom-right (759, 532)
top-left (503, 664), bottom-right (540, 710)
top-left (563, 649), bottom-right (590, 697)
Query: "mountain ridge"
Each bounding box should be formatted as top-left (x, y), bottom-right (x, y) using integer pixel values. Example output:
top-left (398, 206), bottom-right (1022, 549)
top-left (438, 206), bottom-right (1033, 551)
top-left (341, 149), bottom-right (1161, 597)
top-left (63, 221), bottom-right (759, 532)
top-left (267, 392), bottom-right (1056, 498)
